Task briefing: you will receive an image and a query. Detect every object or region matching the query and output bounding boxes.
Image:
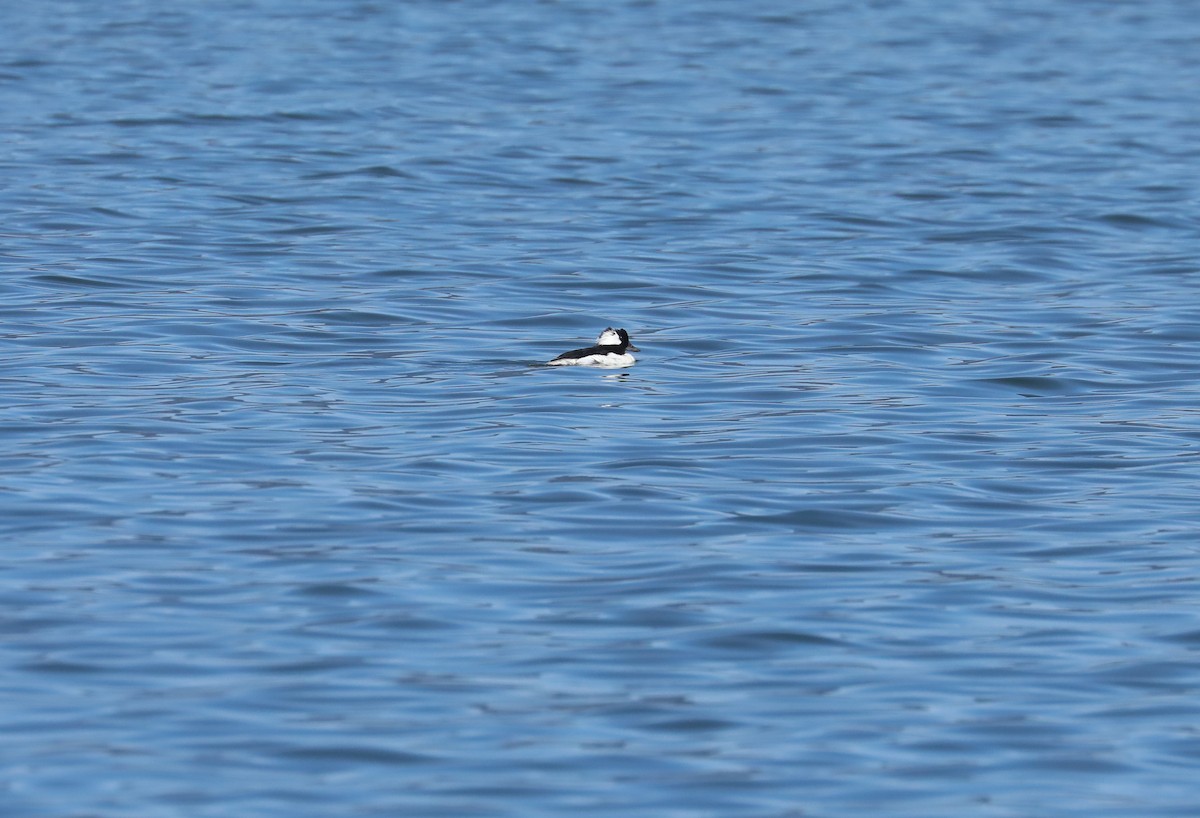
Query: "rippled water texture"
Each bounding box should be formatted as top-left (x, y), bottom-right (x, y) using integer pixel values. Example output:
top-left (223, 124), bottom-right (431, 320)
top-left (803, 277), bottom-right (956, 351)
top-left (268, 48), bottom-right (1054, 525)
top-left (3, 1), bottom-right (1200, 816)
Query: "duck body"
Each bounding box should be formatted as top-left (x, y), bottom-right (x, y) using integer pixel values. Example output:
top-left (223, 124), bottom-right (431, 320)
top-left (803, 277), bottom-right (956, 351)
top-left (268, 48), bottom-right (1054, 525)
top-left (547, 327), bottom-right (639, 368)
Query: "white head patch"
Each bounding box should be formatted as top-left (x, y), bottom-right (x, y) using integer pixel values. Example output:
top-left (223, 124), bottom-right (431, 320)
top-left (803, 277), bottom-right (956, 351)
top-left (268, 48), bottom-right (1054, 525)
top-left (595, 327), bottom-right (621, 346)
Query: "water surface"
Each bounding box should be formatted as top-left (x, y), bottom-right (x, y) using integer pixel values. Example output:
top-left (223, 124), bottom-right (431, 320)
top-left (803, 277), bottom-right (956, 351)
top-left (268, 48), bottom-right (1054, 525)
top-left (3, 1), bottom-right (1200, 816)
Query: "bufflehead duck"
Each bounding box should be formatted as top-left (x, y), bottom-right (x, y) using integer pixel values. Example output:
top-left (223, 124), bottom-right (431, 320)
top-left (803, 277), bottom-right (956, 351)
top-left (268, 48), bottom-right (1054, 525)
top-left (547, 327), bottom-right (640, 368)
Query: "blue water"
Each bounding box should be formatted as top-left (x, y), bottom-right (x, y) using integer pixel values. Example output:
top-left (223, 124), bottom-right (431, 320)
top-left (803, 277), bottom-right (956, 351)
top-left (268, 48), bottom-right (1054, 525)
top-left (3, 1), bottom-right (1200, 816)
